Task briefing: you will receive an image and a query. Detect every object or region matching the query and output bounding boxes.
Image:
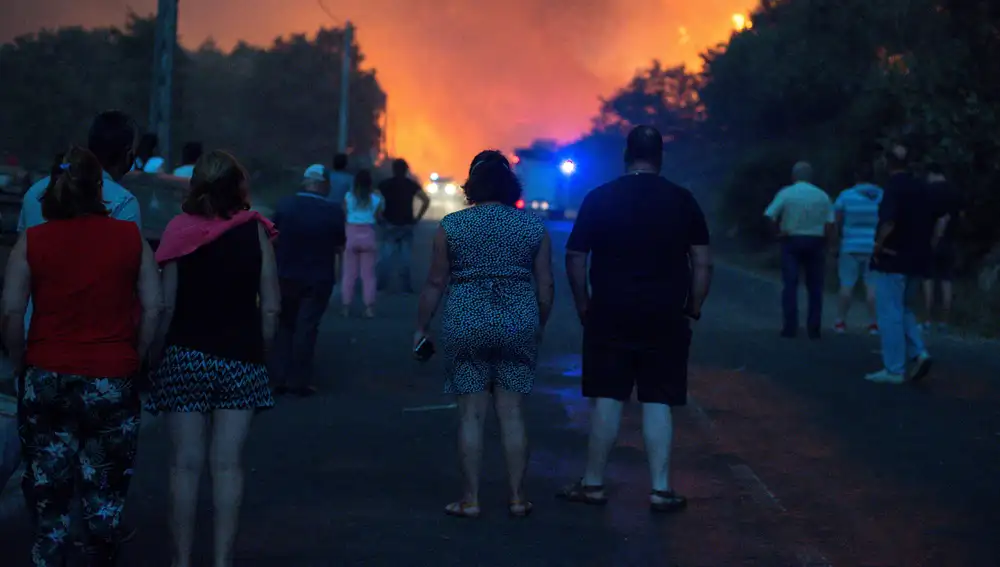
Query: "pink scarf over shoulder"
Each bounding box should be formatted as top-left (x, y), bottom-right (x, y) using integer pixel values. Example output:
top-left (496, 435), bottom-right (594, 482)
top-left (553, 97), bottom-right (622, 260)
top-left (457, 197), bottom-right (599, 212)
top-left (155, 210), bottom-right (278, 265)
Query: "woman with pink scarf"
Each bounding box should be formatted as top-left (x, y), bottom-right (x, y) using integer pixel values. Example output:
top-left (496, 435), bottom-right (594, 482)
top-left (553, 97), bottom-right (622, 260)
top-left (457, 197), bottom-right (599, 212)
top-left (146, 150), bottom-right (279, 567)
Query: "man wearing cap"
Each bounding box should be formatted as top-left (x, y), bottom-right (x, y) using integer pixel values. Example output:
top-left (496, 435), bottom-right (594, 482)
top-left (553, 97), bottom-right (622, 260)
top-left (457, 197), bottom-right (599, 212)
top-left (270, 164), bottom-right (347, 396)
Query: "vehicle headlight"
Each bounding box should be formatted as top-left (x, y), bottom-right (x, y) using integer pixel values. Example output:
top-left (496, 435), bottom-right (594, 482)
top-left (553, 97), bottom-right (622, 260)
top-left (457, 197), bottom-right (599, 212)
top-left (531, 201), bottom-right (540, 210)
top-left (426, 183), bottom-right (439, 194)
top-left (540, 201), bottom-right (550, 210)
top-left (444, 183), bottom-right (456, 195)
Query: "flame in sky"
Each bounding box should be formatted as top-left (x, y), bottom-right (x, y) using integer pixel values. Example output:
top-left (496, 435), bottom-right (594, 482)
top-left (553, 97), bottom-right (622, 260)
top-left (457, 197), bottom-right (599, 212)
top-left (2, 0), bottom-right (756, 177)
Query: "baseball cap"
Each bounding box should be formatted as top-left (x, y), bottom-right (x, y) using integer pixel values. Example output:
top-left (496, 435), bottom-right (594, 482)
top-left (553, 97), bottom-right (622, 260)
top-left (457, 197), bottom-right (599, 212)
top-left (302, 164), bottom-right (326, 183)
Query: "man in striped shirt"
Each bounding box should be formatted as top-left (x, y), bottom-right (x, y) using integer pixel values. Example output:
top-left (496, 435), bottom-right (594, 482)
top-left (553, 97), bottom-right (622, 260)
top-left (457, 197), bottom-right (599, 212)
top-left (832, 163), bottom-right (883, 334)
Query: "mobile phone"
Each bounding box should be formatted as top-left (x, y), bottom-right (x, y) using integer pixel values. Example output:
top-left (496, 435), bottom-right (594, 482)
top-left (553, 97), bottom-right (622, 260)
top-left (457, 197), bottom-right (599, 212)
top-left (413, 336), bottom-right (435, 362)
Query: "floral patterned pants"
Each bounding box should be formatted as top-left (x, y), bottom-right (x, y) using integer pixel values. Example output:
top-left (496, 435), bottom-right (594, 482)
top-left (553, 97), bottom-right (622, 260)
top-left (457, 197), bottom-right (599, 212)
top-left (17, 367), bottom-right (141, 567)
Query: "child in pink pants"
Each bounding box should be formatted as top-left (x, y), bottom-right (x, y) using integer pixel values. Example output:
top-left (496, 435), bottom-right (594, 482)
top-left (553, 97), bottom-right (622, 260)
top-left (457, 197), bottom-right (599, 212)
top-left (342, 170), bottom-right (383, 317)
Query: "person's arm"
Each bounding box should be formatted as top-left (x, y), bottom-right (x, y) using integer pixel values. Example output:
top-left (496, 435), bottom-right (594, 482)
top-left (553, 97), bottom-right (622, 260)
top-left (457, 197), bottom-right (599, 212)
top-left (413, 184), bottom-right (431, 223)
top-left (533, 230), bottom-right (554, 331)
top-left (258, 224), bottom-right (281, 353)
top-left (874, 185), bottom-right (898, 254)
top-left (375, 194), bottom-right (386, 223)
top-left (1, 233), bottom-right (30, 371)
top-left (16, 200), bottom-right (27, 233)
top-left (687, 198), bottom-right (714, 318)
top-left (565, 194), bottom-right (596, 324)
top-left (135, 238), bottom-right (163, 362)
top-left (415, 226), bottom-right (450, 338)
top-left (824, 197), bottom-right (837, 252)
top-left (763, 190), bottom-right (786, 237)
top-left (152, 261), bottom-right (178, 368)
top-left (112, 194), bottom-right (143, 230)
top-left (932, 214), bottom-right (950, 249)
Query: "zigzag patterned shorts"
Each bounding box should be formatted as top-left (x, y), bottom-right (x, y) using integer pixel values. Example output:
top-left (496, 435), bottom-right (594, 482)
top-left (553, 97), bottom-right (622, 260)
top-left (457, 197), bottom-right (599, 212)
top-left (145, 346), bottom-right (275, 414)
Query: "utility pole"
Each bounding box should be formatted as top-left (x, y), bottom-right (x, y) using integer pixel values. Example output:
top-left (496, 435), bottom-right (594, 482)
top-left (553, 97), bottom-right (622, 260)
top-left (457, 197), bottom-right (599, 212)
top-left (149, 0), bottom-right (178, 166)
top-left (337, 21), bottom-right (353, 154)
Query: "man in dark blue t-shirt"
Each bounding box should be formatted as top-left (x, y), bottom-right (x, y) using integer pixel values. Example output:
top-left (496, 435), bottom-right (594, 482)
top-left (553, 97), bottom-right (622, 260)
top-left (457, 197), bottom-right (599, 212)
top-left (867, 146), bottom-right (939, 384)
top-left (271, 164), bottom-right (347, 396)
top-left (556, 125), bottom-right (713, 514)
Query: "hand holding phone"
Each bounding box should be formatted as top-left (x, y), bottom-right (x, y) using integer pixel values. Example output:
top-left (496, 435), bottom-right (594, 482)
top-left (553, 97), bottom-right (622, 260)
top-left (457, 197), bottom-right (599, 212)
top-left (413, 331), bottom-right (435, 362)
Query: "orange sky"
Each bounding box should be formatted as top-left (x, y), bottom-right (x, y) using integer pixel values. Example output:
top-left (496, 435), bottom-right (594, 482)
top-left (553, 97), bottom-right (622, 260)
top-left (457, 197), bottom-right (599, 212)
top-left (2, 0), bottom-right (755, 177)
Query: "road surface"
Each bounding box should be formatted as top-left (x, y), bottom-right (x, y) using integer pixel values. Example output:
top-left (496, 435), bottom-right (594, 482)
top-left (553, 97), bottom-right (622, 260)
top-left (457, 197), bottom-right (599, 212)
top-left (1, 203), bottom-right (998, 566)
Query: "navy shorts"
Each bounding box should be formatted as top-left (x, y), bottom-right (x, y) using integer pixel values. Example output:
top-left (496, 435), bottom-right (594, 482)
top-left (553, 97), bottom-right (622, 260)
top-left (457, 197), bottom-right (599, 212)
top-left (581, 318), bottom-right (692, 406)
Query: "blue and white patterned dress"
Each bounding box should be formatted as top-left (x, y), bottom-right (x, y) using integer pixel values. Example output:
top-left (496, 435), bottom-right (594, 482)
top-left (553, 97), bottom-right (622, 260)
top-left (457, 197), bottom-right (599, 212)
top-left (439, 204), bottom-right (547, 395)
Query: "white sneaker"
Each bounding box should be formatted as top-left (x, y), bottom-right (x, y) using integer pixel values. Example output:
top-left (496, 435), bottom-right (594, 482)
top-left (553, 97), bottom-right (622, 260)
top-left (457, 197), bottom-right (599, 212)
top-left (864, 369), bottom-right (905, 384)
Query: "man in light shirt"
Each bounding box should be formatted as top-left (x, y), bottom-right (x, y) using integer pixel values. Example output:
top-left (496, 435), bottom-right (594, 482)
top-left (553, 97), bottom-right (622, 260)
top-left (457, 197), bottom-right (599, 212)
top-left (171, 142), bottom-right (202, 179)
top-left (328, 153), bottom-right (353, 209)
top-left (764, 161), bottom-right (835, 339)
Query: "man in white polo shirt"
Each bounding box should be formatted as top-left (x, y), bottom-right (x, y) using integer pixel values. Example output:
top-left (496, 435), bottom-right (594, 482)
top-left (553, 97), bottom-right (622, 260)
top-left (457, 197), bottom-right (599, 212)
top-left (764, 161), bottom-right (835, 339)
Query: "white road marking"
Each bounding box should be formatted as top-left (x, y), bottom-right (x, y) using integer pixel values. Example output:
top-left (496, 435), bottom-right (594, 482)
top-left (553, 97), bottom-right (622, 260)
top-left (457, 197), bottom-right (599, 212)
top-left (689, 396), bottom-right (834, 565)
top-left (729, 463), bottom-right (786, 513)
top-left (796, 547), bottom-right (834, 567)
top-left (402, 403), bottom-right (457, 413)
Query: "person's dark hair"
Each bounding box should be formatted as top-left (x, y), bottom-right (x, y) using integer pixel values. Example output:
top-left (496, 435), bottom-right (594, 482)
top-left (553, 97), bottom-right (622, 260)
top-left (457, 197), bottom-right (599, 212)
top-left (332, 153), bottom-right (348, 171)
top-left (352, 169), bottom-right (374, 206)
top-left (181, 142), bottom-right (203, 166)
top-left (136, 133), bottom-right (159, 162)
top-left (87, 110), bottom-right (137, 170)
top-left (463, 150), bottom-right (522, 206)
top-left (624, 125), bottom-right (664, 170)
top-left (885, 147), bottom-right (908, 172)
top-left (41, 146), bottom-right (110, 221)
top-left (48, 152), bottom-right (66, 180)
top-left (181, 150), bottom-right (251, 219)
top-left (391, 158), bottom-right (409, 177)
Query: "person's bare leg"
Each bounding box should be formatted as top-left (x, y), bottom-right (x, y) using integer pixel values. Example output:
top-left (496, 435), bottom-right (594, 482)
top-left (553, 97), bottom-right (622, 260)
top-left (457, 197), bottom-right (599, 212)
top-left (837, 286), bottom-right (852, 323)
top-left (864, 283), bottom-right (878, 324)
top-left (581, 397), bottom-right (624, 494)
top-left (641, 402), bottom-right (674, 492)
top-left (167, 413), bottom-right (207, 567)
top-left (209, 409), bottom-right (255, 567)
top-left (940, 280), bottom-right (953, 324)
top-left (493, 389), bottom-right (528, 504)
top-left (922, 279), bottom-right (935, 323)
top-left (452, 392), bottom-right (489, 511)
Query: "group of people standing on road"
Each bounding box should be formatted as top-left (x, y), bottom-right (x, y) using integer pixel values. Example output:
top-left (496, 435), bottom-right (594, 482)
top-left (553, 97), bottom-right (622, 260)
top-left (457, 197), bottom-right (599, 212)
top-left (764, 144), bottom-right (962, 384)
top-left (412, 126), bottom-right (713, 518)
top-left (4, 110), bottom-right (281, 567)
top-left (0, 112), bottom-right (715, 565)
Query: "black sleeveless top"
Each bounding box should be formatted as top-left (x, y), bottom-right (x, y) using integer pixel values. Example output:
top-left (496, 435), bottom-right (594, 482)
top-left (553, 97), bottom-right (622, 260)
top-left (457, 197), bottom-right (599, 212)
top-left (166, 221), bottom-right (264, 363)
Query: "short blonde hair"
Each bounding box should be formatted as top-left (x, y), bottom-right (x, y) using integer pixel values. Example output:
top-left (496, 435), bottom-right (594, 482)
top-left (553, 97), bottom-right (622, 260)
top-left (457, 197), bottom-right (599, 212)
top-left (182, 150), bottom-right (250, 219)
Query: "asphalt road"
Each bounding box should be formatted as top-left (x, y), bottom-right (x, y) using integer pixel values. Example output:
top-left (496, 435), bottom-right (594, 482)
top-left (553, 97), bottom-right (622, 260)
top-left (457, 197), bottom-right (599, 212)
top-left (1, 201), bottom-right (999, 566)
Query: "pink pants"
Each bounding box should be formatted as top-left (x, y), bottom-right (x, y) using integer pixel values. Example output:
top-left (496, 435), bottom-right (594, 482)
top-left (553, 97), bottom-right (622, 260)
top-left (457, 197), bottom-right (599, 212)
top-left (342, 224), bottom-right (378, 307)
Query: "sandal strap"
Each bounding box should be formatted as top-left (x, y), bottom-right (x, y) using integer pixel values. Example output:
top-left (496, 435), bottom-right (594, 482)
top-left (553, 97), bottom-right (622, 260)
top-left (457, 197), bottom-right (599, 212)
top-left (650, 489), bottom-right (680, 498)
top-left (576, 479), bottom-right (605, 492)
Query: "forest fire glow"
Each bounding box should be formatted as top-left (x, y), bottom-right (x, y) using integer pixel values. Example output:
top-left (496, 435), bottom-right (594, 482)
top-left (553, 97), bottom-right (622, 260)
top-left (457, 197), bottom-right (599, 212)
top-left (732, 14), bottom-right (752, 31)
top-left (1, 0), bottom-right (761, 177)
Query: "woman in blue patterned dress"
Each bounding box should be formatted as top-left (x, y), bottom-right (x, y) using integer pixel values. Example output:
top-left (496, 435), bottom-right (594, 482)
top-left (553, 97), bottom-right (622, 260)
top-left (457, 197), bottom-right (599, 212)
top-left (146, 150), bottom-right (279, 567)
top-left (415, 150), bottom-right (554, 518)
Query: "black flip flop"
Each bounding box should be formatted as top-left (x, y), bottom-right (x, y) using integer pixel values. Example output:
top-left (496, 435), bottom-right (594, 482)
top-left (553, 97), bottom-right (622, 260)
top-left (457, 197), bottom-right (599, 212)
top-left (650, 489), bottom-right (687, 513)
top-left (555, 480), bottom-right (608, 505)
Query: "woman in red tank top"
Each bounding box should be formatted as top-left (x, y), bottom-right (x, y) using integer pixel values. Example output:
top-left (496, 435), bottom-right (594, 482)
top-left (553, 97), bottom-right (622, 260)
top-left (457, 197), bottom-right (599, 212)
top-left (1, 146), bottom-right (162, 567)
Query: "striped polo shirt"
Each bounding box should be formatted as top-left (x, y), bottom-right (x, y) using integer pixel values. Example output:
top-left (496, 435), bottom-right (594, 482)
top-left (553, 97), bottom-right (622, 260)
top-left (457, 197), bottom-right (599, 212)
top-left (834, 183), bottom-right (883, 254)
